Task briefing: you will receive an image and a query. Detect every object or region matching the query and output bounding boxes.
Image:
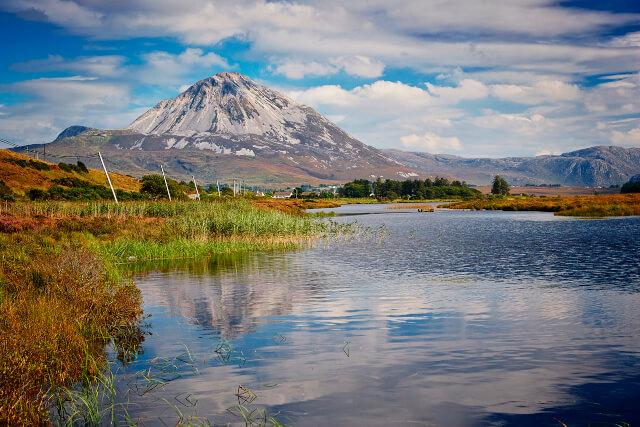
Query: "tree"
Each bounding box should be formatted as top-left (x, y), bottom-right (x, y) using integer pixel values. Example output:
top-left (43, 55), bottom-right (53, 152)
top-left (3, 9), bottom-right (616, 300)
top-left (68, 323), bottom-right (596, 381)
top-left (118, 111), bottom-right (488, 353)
top-left (141, 174), bottom-right (181, 200)
top-left (338, 180), bottom-right (370, 198)
top-left (491, 175), bottom-right (510, 195)
top-left (621, 179), bottom-right (640, 193)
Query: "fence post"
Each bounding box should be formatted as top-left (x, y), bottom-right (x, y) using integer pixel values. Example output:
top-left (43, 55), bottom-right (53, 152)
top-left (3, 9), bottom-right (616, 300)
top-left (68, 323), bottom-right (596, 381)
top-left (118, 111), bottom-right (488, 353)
top-left (160, 165), bottom-right (171, 201)
top-left (98, 151), bottom-right (118, 203)
top-left (192, 175), bottom-right (200, 200)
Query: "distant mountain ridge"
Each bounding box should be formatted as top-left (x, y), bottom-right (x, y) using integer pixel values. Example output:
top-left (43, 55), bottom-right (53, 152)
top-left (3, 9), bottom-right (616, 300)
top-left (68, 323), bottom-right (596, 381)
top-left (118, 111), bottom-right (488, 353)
top-left (16, 72), bottom-right (423, 186)
top-left (384, 146), bottom-right (640, 187)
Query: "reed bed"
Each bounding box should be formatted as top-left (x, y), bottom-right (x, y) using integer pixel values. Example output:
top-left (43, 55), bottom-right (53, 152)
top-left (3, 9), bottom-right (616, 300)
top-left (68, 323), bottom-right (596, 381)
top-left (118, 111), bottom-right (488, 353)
top-left (0, 200), bottom-right (335, 263)
top-left (439, 193), bottom-right (640, 217)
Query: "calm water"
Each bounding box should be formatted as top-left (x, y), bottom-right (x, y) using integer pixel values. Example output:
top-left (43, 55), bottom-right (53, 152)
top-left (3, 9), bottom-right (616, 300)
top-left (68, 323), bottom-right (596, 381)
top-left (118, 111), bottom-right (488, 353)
top-left (114, 205), bottom-right (640, 426)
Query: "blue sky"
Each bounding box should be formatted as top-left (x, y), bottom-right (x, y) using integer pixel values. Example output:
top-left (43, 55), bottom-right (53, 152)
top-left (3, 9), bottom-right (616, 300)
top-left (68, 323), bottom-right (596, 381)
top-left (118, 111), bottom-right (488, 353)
top-left (0, 0), bottom-right (639, 157)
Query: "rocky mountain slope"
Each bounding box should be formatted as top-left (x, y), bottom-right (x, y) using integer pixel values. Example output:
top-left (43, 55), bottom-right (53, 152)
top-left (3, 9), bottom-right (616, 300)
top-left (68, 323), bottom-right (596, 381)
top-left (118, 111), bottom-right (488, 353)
top-left (385, 146), bottom-right (640, 187)
top-left (17, 72), bottom-right (421, 187)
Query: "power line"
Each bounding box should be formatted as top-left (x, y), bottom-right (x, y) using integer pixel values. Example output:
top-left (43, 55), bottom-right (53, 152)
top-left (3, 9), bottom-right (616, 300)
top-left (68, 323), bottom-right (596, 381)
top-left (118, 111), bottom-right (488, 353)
top-left (0, 136), bottom-right (102, 160)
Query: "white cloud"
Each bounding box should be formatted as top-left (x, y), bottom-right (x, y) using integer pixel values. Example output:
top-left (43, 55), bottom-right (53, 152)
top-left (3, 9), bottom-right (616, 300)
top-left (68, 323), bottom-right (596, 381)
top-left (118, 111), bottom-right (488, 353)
top-left (426, 79), bottom-right (489, 103)
top-left (271, 60), bottom-right (338, 79)
top-left (610, 128), bottom-right (640, 146)
top-left (474, 112), bottom-right (547, 135)
top-left (139, 48), bottom-right (230, 86)
top-left (535, 149), bottom-right (562, 156)
top-left (272, 55), bottom-right (384, 79)
top-left (400, 132), bottom-right (462, 152)
top-left (491, 81), bottom-right (581, 105)
top-left (332, 56), bottom-right (385, 78)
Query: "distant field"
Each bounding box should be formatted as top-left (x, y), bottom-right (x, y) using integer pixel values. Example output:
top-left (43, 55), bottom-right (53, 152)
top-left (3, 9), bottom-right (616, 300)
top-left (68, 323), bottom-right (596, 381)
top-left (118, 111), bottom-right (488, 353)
top-left (474, 185), bottom-right (620, 197)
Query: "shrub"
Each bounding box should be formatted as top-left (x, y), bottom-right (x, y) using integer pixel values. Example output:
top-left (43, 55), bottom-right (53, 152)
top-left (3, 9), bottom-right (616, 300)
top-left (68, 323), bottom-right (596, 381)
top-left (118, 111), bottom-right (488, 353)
top-left (0, 180), bottom-right (16, 201)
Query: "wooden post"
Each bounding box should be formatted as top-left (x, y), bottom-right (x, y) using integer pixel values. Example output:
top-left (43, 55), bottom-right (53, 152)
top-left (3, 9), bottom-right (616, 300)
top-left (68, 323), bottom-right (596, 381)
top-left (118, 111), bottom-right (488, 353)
top-left (192, 175), bottom-right (200, 200)
top-left (160, 165), bottom-right (171, 201)
top-left (98, 151), bottom-right (118, 203)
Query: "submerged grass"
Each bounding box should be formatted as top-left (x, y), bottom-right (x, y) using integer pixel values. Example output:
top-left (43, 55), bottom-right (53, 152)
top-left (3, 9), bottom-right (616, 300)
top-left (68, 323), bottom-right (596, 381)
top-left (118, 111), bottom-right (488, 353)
top-left (0, 198), bottom-right (351, 424)
top-left (440, 193), bottom-right (640, 217)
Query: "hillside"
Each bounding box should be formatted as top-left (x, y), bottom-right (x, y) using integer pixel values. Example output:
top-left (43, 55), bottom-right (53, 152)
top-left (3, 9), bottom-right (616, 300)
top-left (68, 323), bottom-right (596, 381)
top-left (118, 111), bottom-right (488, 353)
top-left (385, 146), bottom-right (640, 187)
top-left (0, 149), bottom-right (140, 196)
top-left (16, 72), bottom-right (427, 187)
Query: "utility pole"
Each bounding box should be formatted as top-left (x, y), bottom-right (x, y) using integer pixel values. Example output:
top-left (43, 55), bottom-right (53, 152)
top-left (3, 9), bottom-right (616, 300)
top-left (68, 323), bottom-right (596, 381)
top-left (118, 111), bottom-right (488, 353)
top-left (192, 175), bottom-right (200, 200)
top-left (160, 165), bottom-right (171, 201)
top-left (216, 180), bottom-right (220, 197)
top-left (43, 143), bottom-right (46, 163)
top-left (98, 151), bottom-right (118, 203)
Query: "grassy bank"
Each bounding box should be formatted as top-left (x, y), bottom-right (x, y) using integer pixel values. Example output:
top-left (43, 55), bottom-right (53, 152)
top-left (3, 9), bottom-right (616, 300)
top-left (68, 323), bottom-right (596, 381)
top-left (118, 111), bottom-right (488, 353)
top-left (440, 193), bottom-right (640, 217)
top-left (0, 199), bottom-right (340, 424)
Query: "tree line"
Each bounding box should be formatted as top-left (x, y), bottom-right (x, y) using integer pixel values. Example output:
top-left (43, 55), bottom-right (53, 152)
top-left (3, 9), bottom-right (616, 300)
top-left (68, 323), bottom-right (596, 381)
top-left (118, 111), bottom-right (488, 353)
top-left (338, 177), bottom-right (482, 200)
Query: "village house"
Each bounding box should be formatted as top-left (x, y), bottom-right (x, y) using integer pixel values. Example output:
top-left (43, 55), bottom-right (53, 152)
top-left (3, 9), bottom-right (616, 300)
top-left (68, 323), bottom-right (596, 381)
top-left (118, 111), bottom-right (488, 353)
top-left (272, 191), bottom-right (293, 198)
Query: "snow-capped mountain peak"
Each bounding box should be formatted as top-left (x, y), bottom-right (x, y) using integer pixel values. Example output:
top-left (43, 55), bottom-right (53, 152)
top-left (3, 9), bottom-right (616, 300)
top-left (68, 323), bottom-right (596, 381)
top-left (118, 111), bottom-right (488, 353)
top-left (128, 72), bottom-right (317, 145)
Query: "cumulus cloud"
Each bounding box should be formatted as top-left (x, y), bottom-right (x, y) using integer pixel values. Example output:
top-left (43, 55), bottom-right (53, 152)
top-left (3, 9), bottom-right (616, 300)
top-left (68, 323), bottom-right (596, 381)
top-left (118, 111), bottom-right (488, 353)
top-left (610, 128), bottom-right (640, 145)
top-left (426, 79), bottom-right (489, 103)
top-left (138, 48), bottom-right (231, 86)
top-left (272, 56), bottom-right (384, 79)
top-left (401, 132), bottom-right (462, 152)
top-left (474, 112), bottom-right (547, 134)
top-left (535, 149), bottom-right (562, 156)
top-left (490, 81), bottom-right (581, 105)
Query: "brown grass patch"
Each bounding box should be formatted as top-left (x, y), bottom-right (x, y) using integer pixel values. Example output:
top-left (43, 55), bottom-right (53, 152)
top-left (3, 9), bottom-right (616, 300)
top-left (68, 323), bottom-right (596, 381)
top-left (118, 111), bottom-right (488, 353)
top-left (252, 198), bottom-right (341, 215)
top-left (386, 203), bottom-right (435, 210)
top-left (441, 193), bottom-right (640, 216)
top-left (0, 233), bottom-right (143, 424)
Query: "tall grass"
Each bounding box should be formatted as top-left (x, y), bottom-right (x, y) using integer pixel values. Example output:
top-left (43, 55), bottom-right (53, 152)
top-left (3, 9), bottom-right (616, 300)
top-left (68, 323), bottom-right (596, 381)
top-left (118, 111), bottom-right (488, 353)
top-left (0, 199), bottom-right (336, 263)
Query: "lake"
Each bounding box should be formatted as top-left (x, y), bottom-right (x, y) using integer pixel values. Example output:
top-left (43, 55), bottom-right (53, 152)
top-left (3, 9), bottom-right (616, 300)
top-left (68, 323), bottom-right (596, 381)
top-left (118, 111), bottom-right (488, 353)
top-left (112, 204), bottom-right (640, 426)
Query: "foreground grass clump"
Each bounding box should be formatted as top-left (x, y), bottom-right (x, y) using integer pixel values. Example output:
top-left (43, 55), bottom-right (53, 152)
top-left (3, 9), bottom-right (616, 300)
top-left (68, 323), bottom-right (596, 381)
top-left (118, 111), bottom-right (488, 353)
top-left (440, 193), bottom-right (640, 217)
top-left (0, 233), bottom-right (143, 424)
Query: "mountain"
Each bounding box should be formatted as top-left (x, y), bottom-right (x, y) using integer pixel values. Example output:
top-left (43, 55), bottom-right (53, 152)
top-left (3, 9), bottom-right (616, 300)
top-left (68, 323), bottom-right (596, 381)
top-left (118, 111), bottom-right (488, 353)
top-left (17, 72), bottom-right (423, 187)
top-left (385, 146), bottom-right (640, 187)
top-left (53, 125), bottom-right (95, 142)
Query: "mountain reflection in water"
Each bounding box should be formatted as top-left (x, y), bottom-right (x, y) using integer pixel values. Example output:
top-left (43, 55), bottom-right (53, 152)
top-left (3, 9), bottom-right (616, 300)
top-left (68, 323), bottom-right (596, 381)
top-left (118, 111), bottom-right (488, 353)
top-left (118, 207), bottom-right (640, 427)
